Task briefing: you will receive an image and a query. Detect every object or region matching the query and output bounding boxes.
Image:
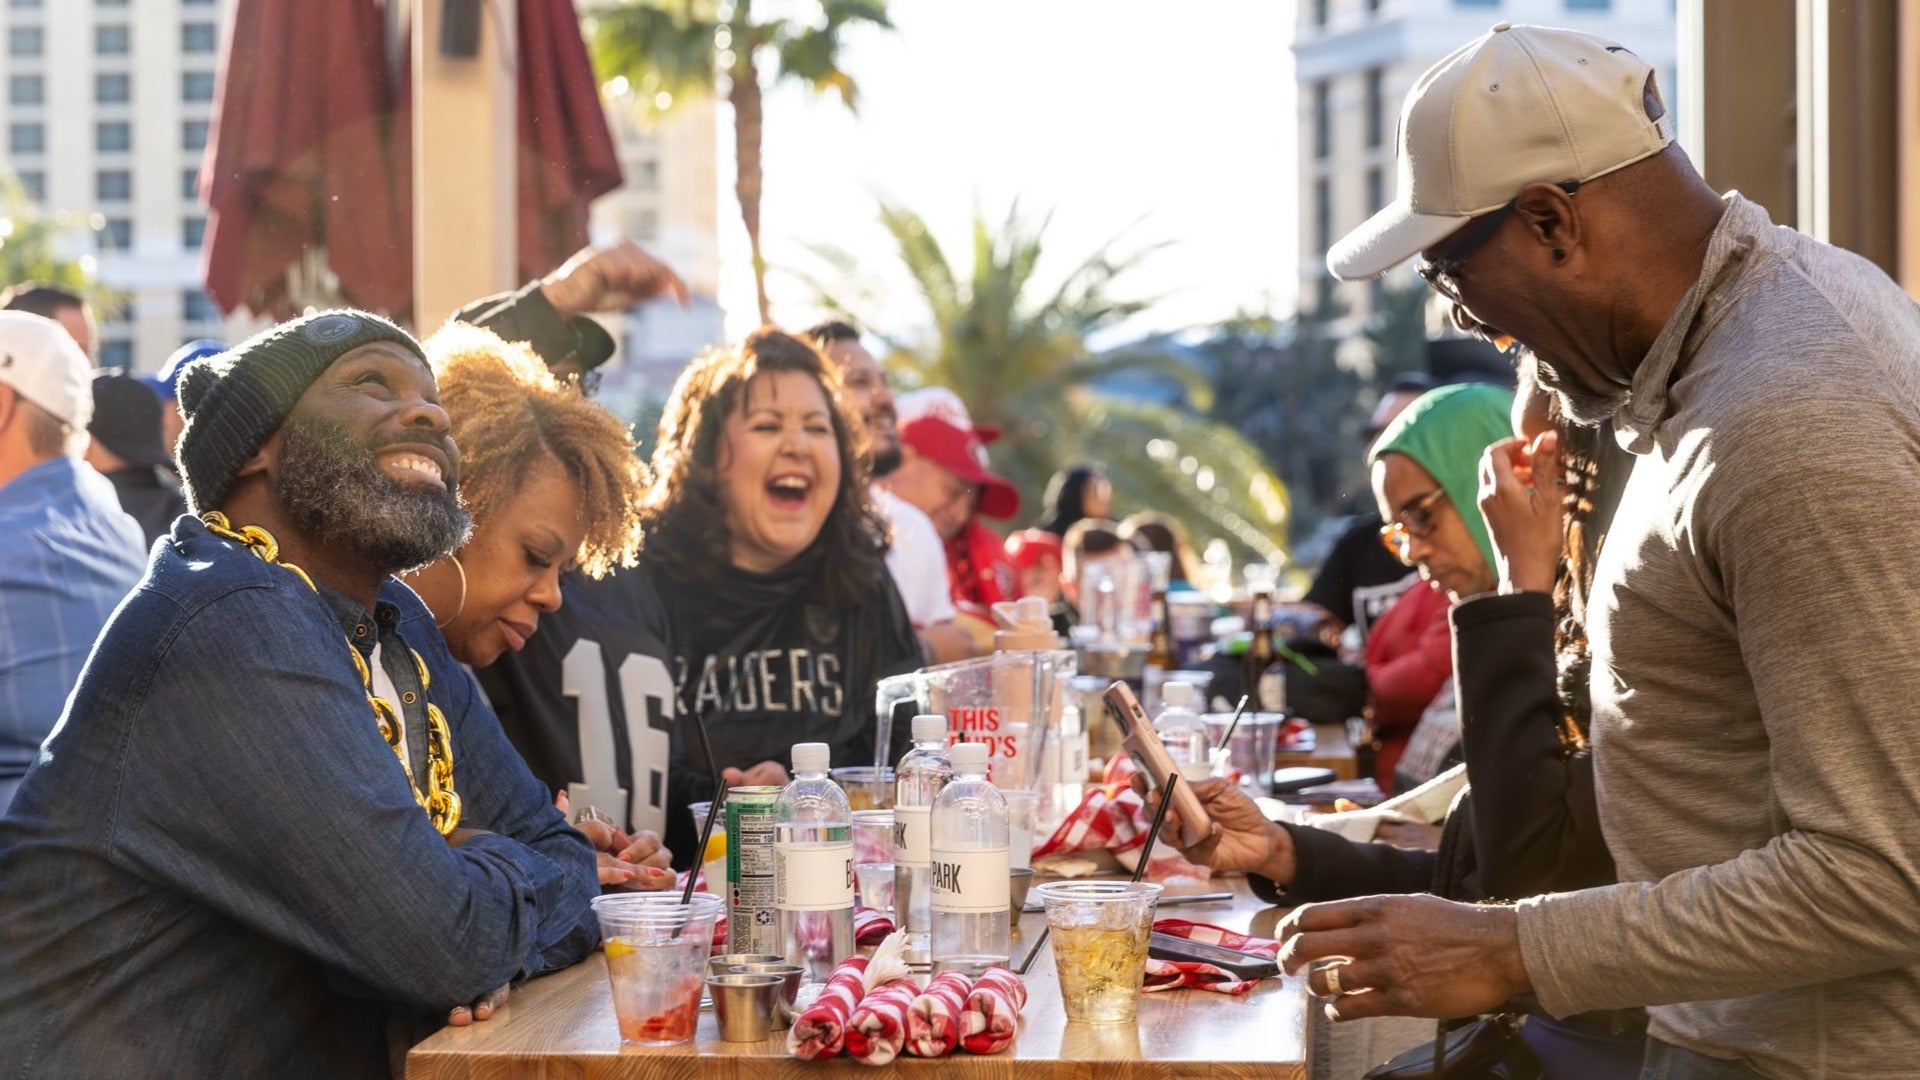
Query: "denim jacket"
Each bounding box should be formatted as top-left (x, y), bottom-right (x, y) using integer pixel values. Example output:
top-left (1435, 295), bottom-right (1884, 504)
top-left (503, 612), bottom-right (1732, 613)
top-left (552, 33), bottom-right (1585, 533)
top-left (0, 516), bottom-right (599, 1078)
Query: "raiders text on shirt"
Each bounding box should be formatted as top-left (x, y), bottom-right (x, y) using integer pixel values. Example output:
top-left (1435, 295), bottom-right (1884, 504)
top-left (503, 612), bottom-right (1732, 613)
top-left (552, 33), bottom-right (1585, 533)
top-left (676, 648), bottom-right (845, 717)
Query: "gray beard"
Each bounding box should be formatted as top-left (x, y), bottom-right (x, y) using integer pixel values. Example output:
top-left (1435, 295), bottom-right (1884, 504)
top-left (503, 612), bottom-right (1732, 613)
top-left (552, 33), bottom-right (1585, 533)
top-left (276, 414), bottom-right (472, 576)
top-left (1523, 351), bottom-right (1630, 428)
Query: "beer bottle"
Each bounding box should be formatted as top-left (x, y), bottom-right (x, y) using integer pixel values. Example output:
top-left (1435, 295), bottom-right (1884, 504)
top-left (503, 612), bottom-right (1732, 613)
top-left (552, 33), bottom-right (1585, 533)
top-left (1143, 553), bottom-right (1175, 712)
top-left (1243, 565), bottom-right (1284, 712)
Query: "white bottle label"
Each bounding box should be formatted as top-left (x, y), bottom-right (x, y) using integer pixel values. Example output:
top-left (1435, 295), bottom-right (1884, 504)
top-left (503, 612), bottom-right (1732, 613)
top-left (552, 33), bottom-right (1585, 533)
top-left (893, 805), bottom-right (931, 867)
top-left (929, 847), bottom-right (1011, 914)
top-left (775, 841), bottom-right (854, 912)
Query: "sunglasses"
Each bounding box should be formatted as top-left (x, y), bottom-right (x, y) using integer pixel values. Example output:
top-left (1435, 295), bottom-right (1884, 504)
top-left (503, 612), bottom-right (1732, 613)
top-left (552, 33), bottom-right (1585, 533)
top-left (1378, 488), bottom-right (1450, 565)
top-left (1416, 180), bottom-right (1582, 310)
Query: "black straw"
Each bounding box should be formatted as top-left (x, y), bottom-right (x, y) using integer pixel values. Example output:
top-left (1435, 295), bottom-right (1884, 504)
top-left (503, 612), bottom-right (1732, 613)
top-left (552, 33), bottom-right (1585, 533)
top-left (681, 709), bottom-right (725, 906)
top-left (1219, 694), bottom-right (1252, 753)
top-left (1023, 773), bottom-right (1183, 975)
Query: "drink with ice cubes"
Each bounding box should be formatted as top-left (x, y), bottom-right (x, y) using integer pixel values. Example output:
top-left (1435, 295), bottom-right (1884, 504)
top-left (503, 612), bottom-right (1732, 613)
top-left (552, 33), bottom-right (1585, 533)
top-left (1034, 880), bottom-right (1162, 1023)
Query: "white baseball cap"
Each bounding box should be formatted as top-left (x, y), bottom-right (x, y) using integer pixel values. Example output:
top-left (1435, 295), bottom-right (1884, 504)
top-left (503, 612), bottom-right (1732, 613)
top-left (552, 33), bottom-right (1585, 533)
top-left (1328, 23), bottom-right (1674, 281)
top-left (0, 310), bottom-right (93, 430)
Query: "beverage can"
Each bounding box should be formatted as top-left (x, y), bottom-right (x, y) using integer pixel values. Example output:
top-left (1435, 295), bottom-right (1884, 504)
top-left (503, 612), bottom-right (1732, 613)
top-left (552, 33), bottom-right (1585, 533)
top-left (725, 785), bottom-right (782, 956)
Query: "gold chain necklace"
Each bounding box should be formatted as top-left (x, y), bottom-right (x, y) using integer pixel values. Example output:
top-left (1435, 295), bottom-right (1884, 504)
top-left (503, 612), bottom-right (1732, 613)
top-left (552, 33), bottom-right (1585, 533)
top-left (201, 512), bottom-right (462, 836)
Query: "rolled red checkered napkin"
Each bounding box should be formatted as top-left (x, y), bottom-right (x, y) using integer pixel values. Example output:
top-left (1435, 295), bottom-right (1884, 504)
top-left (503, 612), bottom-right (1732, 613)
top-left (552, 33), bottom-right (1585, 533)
top-left (786, 955), bottom-right (870, 1060)
top-left (853, 905), bottom-right (895, 946)
top-left (905, 970), bottom-right (972, 1058)
top-left (959, 966), bottom-right (1026, 1054)
top-left (843, 978), bottom-right (919, 1066)
top-left (1138, 918), bottom-right (1281, 996)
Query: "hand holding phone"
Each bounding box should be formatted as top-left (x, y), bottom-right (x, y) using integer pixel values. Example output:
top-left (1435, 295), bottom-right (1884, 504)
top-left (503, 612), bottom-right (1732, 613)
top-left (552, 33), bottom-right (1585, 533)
top-left (1104, 681), bottom-right (1214, 847)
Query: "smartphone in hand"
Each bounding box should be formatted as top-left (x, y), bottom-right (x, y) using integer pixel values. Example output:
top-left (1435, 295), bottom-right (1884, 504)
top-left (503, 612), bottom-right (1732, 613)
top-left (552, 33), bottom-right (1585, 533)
top-left (1103, 681), bottom-right (1214, 847)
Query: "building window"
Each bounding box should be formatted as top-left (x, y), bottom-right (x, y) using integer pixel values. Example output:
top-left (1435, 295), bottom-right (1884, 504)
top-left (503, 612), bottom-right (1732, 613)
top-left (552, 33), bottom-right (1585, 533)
top-left (1365, 68), bottom-right (1385, 150)
top-left (8, 122), bottom-right (43, 155)
top-left (97, 169), bottom-right (133, 202)
top-left (181, 167), bottom-right (200, 200)
top-left (97, 121), bottom-right (132, 152)
top-left (95, 24), bottom-right (131, 55)
top-left (183, 289), bottom-right (218, 323)
top-left (1312, 0), bottom-right (1328, 26)
top-left (182, 120), bottom-right (209, 152)
top-left (15, 170), bottom-right (43, 199)
top-left (1367, 0), bottom-right (1384, 12)
top-left (1312, 81), bottom-right (1332, 161)
top-left (101, 340), bottom-right (134, 369)
top-left (1566, 0), bottom-right (1611, 9)
top-left (182, 70), bottom-right (215, 103)
top-left (1456, 0), bottom-right (1499, 6)
top-left (182, 216), bottom-right (206, 249)
top-left (183, 0), bottom-right (215, 5)
top-left (181, 22), bottom-right (217, 54)
top-left (1366, 167), bottom-right (1386, 215)
top-left (8, 74), bottom-right (42, 105)
top-left (633, 160), bottom-right (659, 190)
top-left (1316, 277), bottom-right (1337, 315)
top-left (96, 0), bottom-right (130, 6)
top-left (8, 26), bottom-right (43, 57)
top-left (1313, 177), bottom-right (1332, 256)
top-left (96, 73), bottom-right (131, 104)
top-left (103, 217), bottom-right (133, 250)
top-left (10, 0), bottom-right (44, 9)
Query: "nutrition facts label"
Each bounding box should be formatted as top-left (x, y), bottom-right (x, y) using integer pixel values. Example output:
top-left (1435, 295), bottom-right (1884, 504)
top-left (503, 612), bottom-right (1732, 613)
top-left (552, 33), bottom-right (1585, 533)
top-left (727, 793), bottom-right (780, 955)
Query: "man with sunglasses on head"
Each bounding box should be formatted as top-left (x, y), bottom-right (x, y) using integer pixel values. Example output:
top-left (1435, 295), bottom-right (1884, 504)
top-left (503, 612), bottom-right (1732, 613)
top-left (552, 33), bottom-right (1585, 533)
top-left (1278, 23), bottom-right (1920, 1078)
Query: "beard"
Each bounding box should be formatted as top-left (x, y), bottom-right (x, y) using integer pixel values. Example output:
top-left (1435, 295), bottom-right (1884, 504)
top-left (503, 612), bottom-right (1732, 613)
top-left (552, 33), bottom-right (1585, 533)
top-left (871, 443), bottom-right (903, 478)
top-left (1522, 350), bottom-right (1630, 428)
top-left (276, 414), bottom-right (472, 575)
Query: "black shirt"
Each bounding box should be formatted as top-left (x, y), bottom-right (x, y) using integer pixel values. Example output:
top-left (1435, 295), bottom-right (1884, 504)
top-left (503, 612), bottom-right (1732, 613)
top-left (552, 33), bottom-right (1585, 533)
top-left (1301, 513), bottom-right (1418, 640)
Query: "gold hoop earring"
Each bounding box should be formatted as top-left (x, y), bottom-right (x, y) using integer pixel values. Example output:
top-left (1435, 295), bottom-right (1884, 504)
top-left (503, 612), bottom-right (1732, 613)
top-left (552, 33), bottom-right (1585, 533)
top-left (436, 555), bottom-right (468, 629)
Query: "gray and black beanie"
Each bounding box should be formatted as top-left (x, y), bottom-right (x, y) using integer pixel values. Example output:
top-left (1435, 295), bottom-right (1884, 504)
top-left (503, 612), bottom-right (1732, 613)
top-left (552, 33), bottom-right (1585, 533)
top-left (176, 309), bottom-right (426, 513)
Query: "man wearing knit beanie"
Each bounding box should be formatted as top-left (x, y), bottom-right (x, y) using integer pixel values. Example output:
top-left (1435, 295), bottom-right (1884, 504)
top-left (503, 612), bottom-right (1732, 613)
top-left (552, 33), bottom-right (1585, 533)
top-left (0, 309), bottom-right (602, 1076)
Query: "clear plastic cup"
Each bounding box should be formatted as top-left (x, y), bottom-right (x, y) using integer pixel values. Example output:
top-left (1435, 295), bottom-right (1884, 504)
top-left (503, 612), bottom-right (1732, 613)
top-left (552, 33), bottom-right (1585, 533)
top-left (687, 800), bottom-right (729, 869)
top-left (851, 809), bottom-right (894, 867)
top-left (1201, 712), bottom-right (1284, 792)
top-left (592, 893), bottom-right (724, 1046)
top-left (830, 766), bottom-right (894, 810)
top-left (855, 861), bottom-right (895, 916)
top-left (999, 789), bottom-right (1040, 870)
top-left (1034, 880), bottom-right (1163, 1023)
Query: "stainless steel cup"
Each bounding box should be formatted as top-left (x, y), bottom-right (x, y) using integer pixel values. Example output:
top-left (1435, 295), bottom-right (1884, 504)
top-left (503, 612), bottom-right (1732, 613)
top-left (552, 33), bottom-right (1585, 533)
top-left (707, 973), bottom-right (781, 1042)
top-left (708, 952), bottom-right (784, 979)
top-left (727, 961), bottom-right (804, 1028)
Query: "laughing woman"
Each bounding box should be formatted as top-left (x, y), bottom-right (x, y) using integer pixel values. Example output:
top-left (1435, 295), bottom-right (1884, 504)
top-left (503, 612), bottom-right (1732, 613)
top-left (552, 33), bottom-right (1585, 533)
top-left (636, 329), bottom-right (920, 862)
top-left (402, 323), bottom-right (671, 890)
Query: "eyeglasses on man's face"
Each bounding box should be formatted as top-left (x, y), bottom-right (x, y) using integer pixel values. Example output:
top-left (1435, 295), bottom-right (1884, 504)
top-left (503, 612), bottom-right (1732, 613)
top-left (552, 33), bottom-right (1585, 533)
top-left (1379, 487), bottom-right (1451, 564)
top-left (1415, 179), bottom-right (1583, 309)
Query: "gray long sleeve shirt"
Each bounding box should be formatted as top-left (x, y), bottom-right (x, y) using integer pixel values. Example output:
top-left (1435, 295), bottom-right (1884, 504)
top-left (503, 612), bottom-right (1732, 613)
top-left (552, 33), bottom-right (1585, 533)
top-left (1514, 195), bottom-right (1920, 1077)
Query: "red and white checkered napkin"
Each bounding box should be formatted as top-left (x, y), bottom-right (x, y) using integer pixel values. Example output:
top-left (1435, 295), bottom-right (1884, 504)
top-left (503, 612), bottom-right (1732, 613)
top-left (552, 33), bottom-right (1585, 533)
top-left (1141, 918), bottom-right (1280, 996)
top-left (1031, 755), bottom-right (1212, 882)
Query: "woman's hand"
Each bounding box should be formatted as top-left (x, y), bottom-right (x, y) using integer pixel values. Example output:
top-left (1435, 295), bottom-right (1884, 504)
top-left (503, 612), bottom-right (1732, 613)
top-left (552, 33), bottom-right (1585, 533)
top-left (1131, 775), bottom-right (1296, 884)
top-left (446, 983), bottom-right (510, 1026)
top-left (557, 790), bottom-right (677, 890)
top-left (1478, 432), bottom-right (1566, 595)
top-left (722, 760), bottom-right (791, 787)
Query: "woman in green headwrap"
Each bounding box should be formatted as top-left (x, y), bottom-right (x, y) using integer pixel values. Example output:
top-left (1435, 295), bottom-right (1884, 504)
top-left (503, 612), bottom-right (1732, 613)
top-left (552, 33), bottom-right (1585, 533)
top-left (1360, 383), bottom-right (1516, 788)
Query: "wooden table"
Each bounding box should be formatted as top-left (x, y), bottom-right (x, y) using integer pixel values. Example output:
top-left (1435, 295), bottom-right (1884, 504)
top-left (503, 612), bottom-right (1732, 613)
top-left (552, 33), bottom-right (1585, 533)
top-left (1273, 723), bottom-right (1357, 781)
top-left (407, 876), bottom-right (1308, 1080)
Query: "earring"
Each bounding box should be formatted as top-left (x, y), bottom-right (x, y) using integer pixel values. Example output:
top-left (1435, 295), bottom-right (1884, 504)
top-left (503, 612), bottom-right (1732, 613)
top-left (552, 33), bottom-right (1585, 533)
top-left (436, 554), bottom-right (468, 629)
top-left (1553, 249), bottom-right (1566, 261)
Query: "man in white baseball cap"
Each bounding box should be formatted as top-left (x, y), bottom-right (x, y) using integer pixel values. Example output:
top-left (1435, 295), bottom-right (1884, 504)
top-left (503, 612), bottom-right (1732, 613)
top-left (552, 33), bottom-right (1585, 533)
top-left (1275, 22), bottom-right (1920, 1078)
top-left (0, 311), bottom-right (144, 811)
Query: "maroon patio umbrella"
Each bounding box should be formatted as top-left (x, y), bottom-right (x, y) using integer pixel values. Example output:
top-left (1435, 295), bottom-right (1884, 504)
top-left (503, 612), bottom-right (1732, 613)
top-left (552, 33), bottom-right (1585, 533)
top-left (199, 0), bottom-right (411, 320)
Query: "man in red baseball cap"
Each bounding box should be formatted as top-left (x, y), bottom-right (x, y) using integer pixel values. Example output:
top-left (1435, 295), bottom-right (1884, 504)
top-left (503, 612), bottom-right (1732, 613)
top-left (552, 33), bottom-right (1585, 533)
top-left (887, 391), bottom-right (1021, 618)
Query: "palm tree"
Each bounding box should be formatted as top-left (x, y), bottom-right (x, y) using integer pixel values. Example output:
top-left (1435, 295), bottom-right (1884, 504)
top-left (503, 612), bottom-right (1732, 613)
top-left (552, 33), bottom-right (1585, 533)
top-left (0, 175), bottom-right (121, 318)
top-left (804, 202), bottom-right (1290, 565)
top-left (586, 0), bottom-right (892, 325)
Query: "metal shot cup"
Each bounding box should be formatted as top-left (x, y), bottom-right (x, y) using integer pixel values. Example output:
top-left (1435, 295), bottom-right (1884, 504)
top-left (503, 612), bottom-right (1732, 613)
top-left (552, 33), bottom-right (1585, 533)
top-left (707, 973), bottom-right (783, 1042)
top-left (727, 961), bottom-right (804, 1028)
top-left (709, 952), bottom-right (785, 978)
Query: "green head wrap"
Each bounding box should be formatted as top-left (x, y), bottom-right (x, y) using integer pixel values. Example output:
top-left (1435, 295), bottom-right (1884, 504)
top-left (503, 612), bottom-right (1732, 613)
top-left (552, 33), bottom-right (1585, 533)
top-left (1366, 383), bottom-right (1515, 572)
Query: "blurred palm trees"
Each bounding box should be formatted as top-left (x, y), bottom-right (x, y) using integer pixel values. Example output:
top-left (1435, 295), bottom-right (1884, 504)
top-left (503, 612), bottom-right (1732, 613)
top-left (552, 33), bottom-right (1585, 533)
top-left (805, 202), bottom-right (1288, 565)
top-left (586, 0), bottom-right (893, 325)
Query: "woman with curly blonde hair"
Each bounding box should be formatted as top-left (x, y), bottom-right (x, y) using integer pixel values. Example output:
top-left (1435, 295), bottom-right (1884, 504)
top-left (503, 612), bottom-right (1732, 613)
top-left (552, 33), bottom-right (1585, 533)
top-left (403, 322), bottom-right (645, 668)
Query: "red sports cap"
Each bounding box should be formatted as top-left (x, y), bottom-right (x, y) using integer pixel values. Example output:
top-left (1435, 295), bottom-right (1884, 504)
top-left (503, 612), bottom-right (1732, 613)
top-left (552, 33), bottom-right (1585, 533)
top-left (899, 414), bottom-right (1021, 520)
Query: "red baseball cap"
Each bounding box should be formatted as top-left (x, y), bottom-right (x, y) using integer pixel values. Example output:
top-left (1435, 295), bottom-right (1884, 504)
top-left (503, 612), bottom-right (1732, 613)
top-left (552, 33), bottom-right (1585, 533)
top-left (899, 414), bottom-right (1021, 519)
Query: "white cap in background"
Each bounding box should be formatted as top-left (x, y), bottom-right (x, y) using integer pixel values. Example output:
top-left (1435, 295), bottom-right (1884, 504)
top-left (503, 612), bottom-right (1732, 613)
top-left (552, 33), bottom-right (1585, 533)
top-left (0, 310), bottom-right (94, 432)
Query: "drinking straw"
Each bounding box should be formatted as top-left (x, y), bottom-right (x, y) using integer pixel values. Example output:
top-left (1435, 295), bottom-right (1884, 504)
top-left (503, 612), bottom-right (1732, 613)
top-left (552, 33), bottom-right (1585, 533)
top-left (1021, 773), bottom-right (1182, 975)
top-left (682, 709), bottom-right (725, 907)
top-left (1219, 694), bottom-right (1252, 752)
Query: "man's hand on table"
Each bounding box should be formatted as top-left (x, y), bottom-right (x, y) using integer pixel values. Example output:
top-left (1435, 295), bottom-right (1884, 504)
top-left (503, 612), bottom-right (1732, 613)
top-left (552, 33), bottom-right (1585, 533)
top-left (1133, 775), bottom-right (1297, 885)
top-left (1277, 895), bottom-right (1531, 1021)
top-left (447, 983), bottom-right (511, 1026)
top-left (556, 790), bottom-right (676, 890)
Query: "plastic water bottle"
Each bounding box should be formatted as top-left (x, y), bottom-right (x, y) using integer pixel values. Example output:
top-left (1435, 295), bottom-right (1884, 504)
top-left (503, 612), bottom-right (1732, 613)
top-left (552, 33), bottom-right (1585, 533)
top-left (1155, 680), bottom-right (1213, 782)
top-left (893, 714), bottom-right (951, 966)
top-left (774, 742), bottom-right (854, 982)
top-left (930, 742), bottom-right (1010, 968)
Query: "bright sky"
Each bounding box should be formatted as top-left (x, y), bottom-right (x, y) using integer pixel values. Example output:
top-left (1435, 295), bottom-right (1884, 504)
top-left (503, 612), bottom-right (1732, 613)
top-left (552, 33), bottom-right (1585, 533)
top-left (715, 1), bottom-right (1300, 344)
